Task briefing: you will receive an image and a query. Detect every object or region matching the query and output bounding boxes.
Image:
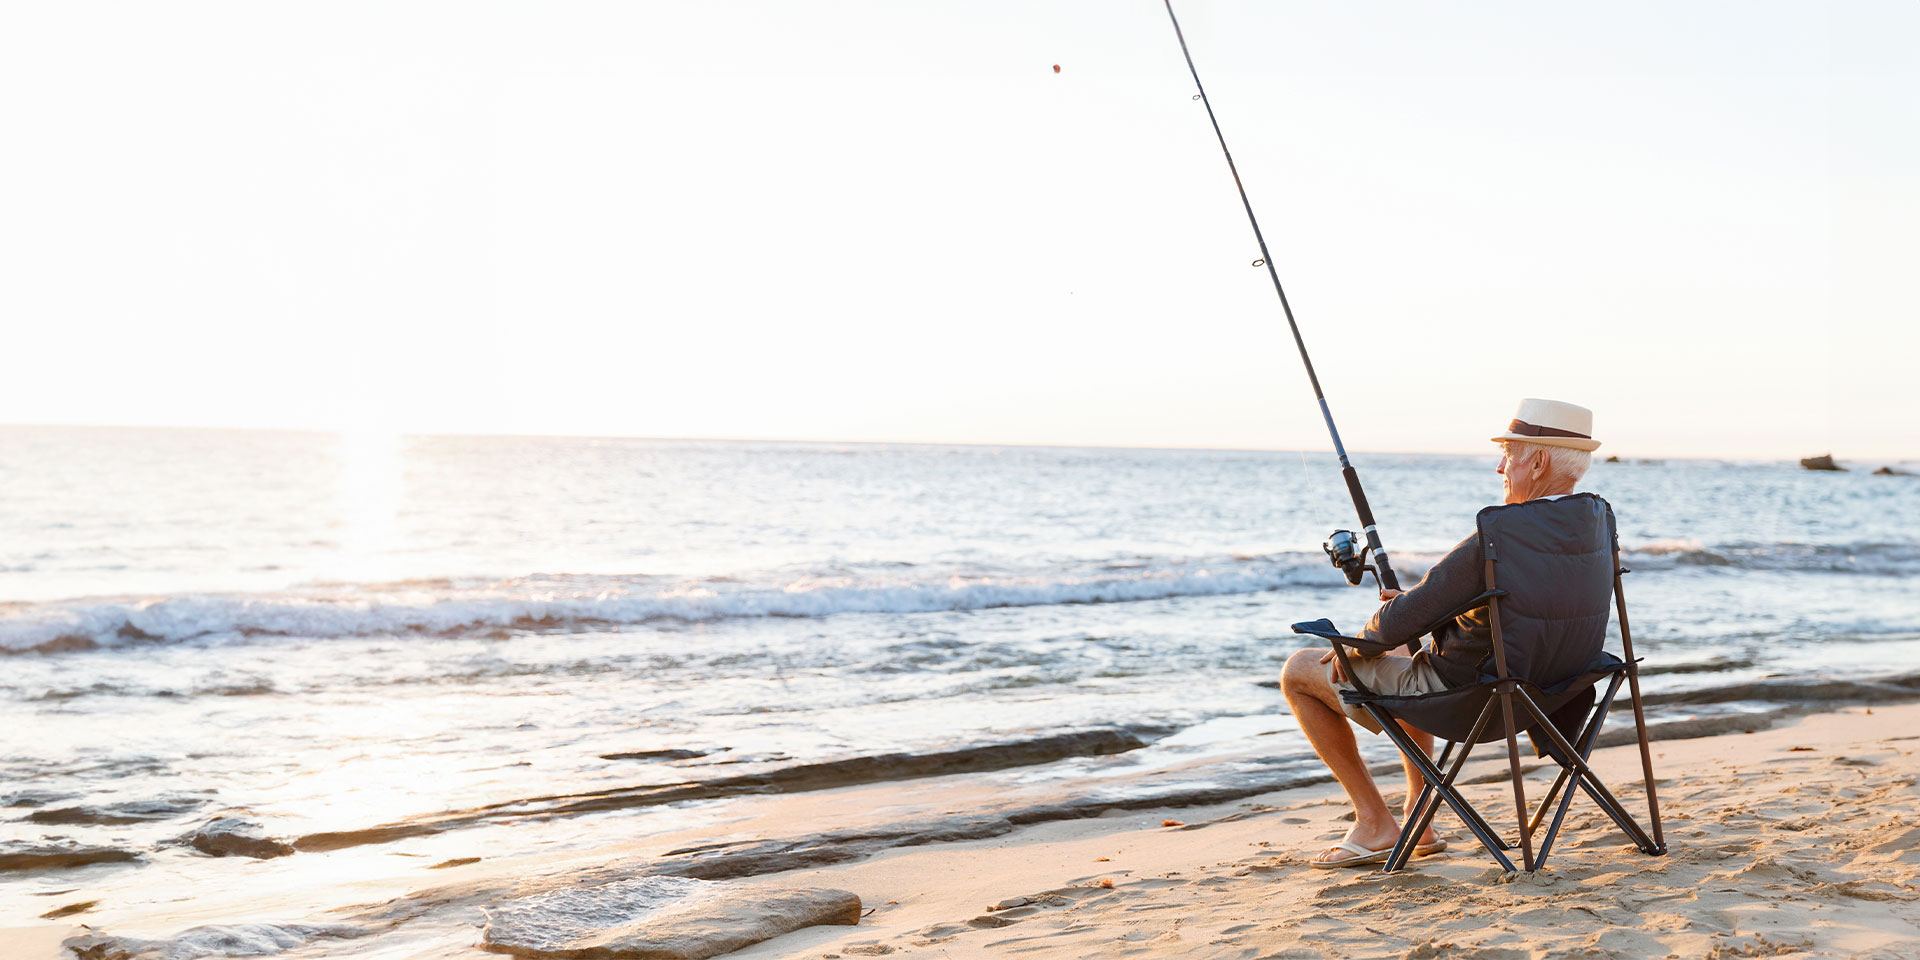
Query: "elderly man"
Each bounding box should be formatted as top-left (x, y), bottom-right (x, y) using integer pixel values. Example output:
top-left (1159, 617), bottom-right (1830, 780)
top-left (1279, 399), bottom-right (1602, 867)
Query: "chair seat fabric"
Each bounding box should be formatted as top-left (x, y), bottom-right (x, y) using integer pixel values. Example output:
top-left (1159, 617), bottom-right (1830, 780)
top-left (1340, 650), bottom-right (1628, 746)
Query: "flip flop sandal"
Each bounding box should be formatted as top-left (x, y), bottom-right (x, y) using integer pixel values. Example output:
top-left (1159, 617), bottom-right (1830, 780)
top-left (1310, 838), bottom-right (1449, 869)
top-left (1309, 840), bottom-right (1393, 869)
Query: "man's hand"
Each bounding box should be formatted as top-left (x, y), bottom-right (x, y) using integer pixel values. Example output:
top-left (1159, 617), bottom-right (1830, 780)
top-left (1319, 648), bottom-right (1347, 683)
top-left (1379, 588), bottom-right (1404, 602)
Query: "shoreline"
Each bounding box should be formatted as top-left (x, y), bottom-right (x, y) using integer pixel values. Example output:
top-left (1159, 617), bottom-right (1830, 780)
top-left (12, 670), bottom-right (1915, 896)
top-left (13, 698), bottom-right (1920, 959)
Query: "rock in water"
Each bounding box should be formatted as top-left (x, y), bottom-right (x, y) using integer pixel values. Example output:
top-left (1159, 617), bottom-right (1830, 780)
top-left (177, 817), bottom-right (294, 859)
top-left (599, 748), bottom-right (712, 762)
top-left (0, 839), bottom-right (141, 871)
top-left (28, 795), bottom-right (209, 825)
top-left (1874, 466), bottom-right (1914, 476)
top-left (482, 876), bottom-right (861, 959)
top-left (64, 922), bottom-right (365, 959)
top-left (1799, 454), bottom-right (1844, 471)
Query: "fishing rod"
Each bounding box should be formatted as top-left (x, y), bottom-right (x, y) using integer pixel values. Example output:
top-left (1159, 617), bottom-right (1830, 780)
top-left (1160, 0), bottom-right (1408, 612)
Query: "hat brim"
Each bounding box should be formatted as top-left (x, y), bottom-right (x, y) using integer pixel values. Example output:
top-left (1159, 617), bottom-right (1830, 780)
top-left (1490, 432), bottom-right (1602, 452)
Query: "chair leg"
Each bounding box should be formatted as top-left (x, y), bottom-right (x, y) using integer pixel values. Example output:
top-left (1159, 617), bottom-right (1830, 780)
top-left (1513, 688), bottom-right (1660, 856)
top-left (1496, 686), bottom-right (1536, 871)
top-left (1389, 789), bottom-right (1437, 872)
top-left (1531, 677), bottom-right (1625, 861)
top-left (1386, 739), bottom-right (1454, 872)
top-left (1530, 767), bottom-right (1571, 837)
top-left (1615, 570), bottom-right (1667, 854)
top-left (1568, 772), bottom-right (1660, 854)
top-left (1534, 767), bottom-right (1581, 867)
top-left (1367, 702), bottom-right (1515, 873)
top-left (1528, 675), bottom-right (1624, 837)
top-left (1623, 661), bottom-right (1667, 854)
top-left (1388, 723), bottom-right (1498, 872)
top-left (1433, 711), bottom-right (1513, 853)
top-left (1409, 710), bottom-right (1513, 857)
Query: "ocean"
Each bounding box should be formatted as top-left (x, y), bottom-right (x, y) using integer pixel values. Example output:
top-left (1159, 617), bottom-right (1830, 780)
top-left (5, 427), bottom-right (1918, 934)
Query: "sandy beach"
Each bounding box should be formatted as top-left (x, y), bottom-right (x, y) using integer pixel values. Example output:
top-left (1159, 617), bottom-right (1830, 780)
top-left (15, 698), bottom-right (1920, 959)
top-left (753, 703), bottom-right (1920, 960)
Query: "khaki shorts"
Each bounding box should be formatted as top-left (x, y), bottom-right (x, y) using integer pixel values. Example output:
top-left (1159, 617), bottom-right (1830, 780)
top-left (1330, 654), bottom-right (1446, 734)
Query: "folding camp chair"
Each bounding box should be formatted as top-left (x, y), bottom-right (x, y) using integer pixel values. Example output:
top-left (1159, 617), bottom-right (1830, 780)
top-left (1291, 493), bottom-right (1667, 872)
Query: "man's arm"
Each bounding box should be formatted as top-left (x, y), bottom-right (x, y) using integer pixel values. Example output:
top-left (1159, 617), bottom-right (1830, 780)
top-left (1358, 533), bottom-right (1484, 650)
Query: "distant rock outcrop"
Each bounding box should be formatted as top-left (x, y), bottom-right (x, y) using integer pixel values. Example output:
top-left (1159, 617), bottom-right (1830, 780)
top-left (1800, 454), bottom-right (1844, 471)
top-left (481, 876), bottom-right (860, 959)
top-left (1874, 466), bottom-right (1914, 476)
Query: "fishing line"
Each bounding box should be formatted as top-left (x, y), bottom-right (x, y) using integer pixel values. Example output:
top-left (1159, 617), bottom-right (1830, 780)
top-left (1161, 0), bottom-right (1407, 605)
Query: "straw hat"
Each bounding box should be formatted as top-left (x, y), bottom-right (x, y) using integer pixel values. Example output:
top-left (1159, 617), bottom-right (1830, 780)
top-left (1490, 398), bottom-right (1602, 452)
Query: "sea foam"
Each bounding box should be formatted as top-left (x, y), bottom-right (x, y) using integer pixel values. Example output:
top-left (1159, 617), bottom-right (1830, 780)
top-left (0, 554), bottom-right (1343, 653)
top-left (7, 537), bottom-right (1910, 655)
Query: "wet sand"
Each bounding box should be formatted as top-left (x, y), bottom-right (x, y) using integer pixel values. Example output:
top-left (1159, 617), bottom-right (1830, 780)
top-left (14, 700), bottom-right (1920, 959)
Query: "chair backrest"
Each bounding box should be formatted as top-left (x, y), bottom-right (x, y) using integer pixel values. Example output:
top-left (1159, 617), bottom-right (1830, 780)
top-left (1477, 494), bottom-right (1616, 687)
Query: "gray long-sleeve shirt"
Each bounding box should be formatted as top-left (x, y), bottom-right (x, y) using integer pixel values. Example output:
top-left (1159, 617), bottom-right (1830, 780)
top-left (1359, 533), bottom-right (1496, 688)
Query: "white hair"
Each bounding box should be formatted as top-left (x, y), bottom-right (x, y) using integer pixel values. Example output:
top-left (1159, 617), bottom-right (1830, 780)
top-left (1505, 440), bottom-right (1591, 485)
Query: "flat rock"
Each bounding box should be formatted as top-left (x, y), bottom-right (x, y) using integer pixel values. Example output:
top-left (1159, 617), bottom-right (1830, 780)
top-left (600, 749), bottom-right (713, 762)
top-left (176, 816), bottom-right (294, 859)
top-left (28, 795), bottom-right (210, 825)
top-left (64, 922), bottom-right (366, 959)
top-left (0, 839), bottom-right (142, 872)
top-left (481, 875), bottom-right (861, 959)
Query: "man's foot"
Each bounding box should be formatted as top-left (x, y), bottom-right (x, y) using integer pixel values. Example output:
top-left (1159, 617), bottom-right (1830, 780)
top-left (1310, 839), bottom-right (1392, 868)
top-left (1309, 822), bottom-right (1444, 867)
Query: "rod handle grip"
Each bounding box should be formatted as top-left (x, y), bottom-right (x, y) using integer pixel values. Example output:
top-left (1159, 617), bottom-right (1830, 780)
top-left (1341, 466), bottom-right (1415, 651)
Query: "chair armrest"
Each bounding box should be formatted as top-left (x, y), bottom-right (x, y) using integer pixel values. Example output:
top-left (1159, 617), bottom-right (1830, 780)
top-left (1289, 619), bottom-right (1405, 656)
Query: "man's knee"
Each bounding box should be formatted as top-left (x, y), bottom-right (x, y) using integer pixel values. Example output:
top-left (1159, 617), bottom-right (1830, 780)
top-left (1281, 648), bottom-right (1328, 694)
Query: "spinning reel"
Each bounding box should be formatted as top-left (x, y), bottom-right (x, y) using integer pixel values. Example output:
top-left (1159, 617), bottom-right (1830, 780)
top-left (1322, 528), bottom-right (1383, 590)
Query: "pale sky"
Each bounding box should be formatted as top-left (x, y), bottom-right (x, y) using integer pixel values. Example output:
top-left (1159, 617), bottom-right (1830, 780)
top-left (3, 2), bottom-right (1915, 459)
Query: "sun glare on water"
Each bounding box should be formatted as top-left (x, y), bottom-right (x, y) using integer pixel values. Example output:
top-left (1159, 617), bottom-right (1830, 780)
top-left (334, 427), bottom-right (403, 579)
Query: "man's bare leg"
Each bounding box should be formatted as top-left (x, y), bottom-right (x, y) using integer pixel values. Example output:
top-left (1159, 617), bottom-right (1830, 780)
top-left (1281, 648), bottom-right (1441, 862)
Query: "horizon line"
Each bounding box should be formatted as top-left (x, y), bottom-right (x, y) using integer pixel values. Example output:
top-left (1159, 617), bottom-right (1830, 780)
top-left (0, 420), bottom-right (1867, 464)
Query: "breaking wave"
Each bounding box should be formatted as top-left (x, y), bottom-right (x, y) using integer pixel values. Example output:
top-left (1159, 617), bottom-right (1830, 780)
top-left (1624, 539), bottom-right (1919, 575)
top-left (0, 554), bottom-right (1343, 654)
top-left (7, 537), bottom-right (1912, 655)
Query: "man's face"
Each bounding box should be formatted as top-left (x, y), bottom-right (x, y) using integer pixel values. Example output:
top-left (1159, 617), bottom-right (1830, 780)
top-left (1496, 443), bottom-right (1536, 504)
